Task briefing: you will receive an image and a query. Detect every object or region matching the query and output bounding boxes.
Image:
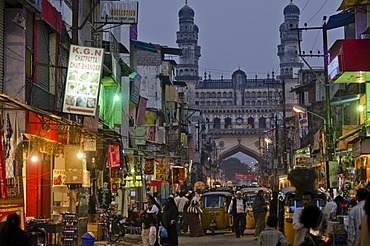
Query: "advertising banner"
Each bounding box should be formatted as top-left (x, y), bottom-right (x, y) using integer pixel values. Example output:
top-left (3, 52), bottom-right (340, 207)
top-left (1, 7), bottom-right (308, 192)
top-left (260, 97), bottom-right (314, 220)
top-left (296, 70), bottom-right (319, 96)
top-left (108, 144), bottom-right (121, 168)
top-left (100, 1), bottom-right (138, 24)
top-left (64, 145), bottom-right (83, 184)
top-left (63, 45), bottom-right (104, 116)
top-left (53, 169), bottom-right (66, 186)
top-left (0, 204), bottom-right (25, 230)
top-left (235, 173), bottom-right (255, 180)
top-left (144, 158), bottom-right (155, 175)
top-left (136, 97), bottom-right (148, 125)
top-left (0, 129), bottom-right (7, 199)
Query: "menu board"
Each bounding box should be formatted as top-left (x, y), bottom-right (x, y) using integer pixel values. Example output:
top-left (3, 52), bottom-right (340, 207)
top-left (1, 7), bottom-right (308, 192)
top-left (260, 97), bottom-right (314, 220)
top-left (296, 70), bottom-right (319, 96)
top-left (62, 45), bottom-right (104, 116)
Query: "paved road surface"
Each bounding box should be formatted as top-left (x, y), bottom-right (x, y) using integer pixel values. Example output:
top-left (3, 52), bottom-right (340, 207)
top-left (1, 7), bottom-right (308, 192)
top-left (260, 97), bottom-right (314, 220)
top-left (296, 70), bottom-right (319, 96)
top-left (95, 229), bottom-right (258, 246)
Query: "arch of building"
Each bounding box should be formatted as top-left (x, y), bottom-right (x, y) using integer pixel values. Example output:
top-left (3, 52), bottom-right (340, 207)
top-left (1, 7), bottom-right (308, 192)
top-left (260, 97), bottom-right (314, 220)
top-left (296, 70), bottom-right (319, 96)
top-left (218, 143), bottom-right (262, 165)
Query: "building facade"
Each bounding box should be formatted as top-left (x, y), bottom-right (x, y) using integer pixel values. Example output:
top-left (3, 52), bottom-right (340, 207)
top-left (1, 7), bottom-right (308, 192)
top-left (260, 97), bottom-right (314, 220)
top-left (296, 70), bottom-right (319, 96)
top-left (175, 2), bottom-right (302, 185)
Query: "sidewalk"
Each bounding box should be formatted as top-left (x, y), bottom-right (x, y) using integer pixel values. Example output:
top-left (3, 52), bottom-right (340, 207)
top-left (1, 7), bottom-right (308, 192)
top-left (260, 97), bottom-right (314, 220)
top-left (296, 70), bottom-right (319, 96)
top-left (94, 234), bottom-right (142, 246)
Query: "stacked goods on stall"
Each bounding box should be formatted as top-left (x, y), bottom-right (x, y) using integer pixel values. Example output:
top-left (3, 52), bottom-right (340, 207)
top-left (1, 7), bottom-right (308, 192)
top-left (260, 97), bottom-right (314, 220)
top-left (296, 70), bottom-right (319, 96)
top-left (62, 213), bottom-right (78, 245)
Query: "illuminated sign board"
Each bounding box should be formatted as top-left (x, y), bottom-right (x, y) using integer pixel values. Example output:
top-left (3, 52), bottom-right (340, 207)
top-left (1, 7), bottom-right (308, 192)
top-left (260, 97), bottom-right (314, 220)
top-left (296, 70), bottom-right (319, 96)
top-left (328, 56), bottom-right (339, 80)
top-left (63, 45), bottom-right (104, 116)
top-left (100, 1), bottom-right (138, 24)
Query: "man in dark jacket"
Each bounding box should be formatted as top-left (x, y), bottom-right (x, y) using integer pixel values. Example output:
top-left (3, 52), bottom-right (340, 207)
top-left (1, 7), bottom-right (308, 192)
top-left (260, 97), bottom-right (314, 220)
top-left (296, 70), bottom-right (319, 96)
top-left (228, 191), bottom-right (247, 238)
top-left (252, 190), bottom-right (267, 240)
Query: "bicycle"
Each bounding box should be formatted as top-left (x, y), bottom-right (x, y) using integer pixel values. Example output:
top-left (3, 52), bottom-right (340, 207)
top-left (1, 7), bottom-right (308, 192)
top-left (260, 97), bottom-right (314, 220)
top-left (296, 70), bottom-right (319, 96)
top-left (99, 211), bottom-right (126, 242)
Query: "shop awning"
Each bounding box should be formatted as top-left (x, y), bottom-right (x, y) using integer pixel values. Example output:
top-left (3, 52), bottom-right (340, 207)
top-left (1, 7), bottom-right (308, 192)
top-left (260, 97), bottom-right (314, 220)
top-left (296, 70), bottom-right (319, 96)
top-left (337, 0), bottom-right (370, 11)
top-left (0, 93), bottom-right (120, 143)
top-left (331, 94), bottom-right (360, 105)
top-left (336, 124), bottom-right (364, 142)
top-left (327, 11), bottom-right (355, 30)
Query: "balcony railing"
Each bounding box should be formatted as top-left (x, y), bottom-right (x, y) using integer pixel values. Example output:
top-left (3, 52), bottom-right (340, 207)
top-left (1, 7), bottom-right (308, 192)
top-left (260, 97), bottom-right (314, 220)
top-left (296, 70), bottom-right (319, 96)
top-left (209, 128), bottom-right (263, 135)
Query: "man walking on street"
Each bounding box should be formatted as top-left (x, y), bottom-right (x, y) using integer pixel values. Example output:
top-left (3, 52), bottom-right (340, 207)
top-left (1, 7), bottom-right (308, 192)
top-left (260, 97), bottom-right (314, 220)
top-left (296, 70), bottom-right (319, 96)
top-left (228, 190), bottom-right (247, 238)
top-left (347, 188), bottom-right (368, 246)
top-left (252, 190), bottom-right (267, 240)
top-left (293, 191), bottom-right (324, 246)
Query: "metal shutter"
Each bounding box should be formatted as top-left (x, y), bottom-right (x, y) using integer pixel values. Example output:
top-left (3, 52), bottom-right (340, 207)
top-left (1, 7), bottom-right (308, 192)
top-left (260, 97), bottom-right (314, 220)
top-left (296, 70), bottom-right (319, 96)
top-left (26, 9), bottom-right (33, 51)
top-left (36, 21), bottom-right (49, 91)
top-left (57, 45), bottom-right (69, 112)
top-left (29, 20), bottom-right (54, 111)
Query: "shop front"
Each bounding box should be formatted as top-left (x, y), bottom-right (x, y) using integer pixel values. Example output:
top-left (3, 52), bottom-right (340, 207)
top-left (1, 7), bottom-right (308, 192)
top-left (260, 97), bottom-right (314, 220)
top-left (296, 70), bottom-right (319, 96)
top-left (351, 138), bottom-right (370, 186)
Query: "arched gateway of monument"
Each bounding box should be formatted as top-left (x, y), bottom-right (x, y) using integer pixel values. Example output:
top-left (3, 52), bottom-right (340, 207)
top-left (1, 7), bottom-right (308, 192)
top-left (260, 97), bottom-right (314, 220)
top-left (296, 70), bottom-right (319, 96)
top-left (210, 129), bottom-right (264, 170)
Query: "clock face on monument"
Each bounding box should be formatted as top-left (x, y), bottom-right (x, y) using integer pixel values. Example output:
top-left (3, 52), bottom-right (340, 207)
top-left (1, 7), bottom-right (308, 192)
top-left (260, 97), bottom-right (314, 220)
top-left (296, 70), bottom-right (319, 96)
top-left (236, 118), bottom-right (243, 125)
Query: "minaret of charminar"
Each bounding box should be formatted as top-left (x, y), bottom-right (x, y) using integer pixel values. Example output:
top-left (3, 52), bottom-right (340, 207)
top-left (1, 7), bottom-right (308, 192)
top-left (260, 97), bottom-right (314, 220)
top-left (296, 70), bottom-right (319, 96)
top-left (175, 0), bottom-right (201, 108)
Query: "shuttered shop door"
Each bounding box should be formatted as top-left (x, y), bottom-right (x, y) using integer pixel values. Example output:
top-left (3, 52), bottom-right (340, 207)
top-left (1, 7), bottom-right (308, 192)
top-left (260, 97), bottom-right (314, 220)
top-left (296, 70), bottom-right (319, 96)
top-left (36, 21), bottom-right (49, 91)
top-left (33, 21), bottom-right (53, 111)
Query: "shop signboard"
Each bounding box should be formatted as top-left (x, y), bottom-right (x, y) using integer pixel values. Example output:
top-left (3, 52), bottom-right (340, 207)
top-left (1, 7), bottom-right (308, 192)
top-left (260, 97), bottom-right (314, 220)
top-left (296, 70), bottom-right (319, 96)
top-left (107, 144), bottom-right (120, 168)
top-left (64, 145), bottom-right (83, 184)
top-left (130, 73), bottom-right (141, 105)
top-left (99, 1), bottom-right (138, 24)
top-left (235, 173), bottom-right (255, 180)
top-left (63, 45), bottom-right (104, 116)
top-left (53, 169), bottom-right (66, 186)
top-left (328, 161), bottom-right (338, 188)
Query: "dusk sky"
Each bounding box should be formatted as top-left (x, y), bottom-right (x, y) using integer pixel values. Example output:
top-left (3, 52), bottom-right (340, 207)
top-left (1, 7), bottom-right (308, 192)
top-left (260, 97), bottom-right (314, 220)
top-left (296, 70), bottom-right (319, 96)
top-left (137, 0), bottom-right (344, 79)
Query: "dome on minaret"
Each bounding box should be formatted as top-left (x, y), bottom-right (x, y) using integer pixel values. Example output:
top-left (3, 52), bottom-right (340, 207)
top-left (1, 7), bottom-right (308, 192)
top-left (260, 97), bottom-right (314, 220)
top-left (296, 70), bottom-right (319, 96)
top-left (179, 4), bottom-right (194, 18)
top-left (283, 1), bottom-right (300, 15)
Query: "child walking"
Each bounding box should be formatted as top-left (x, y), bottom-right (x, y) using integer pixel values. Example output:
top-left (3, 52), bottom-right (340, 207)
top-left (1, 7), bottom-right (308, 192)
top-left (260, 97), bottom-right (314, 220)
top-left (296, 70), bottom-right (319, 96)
top-left (258, 214), bottom-right (288, 246)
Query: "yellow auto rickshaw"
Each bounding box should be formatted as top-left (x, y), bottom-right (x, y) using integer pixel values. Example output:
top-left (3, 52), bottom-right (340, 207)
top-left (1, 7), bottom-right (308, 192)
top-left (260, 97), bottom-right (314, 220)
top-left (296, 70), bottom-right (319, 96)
top-left (277, 187), bottom-right (326, 245)
top-left (200, 191), bottom-right (233, 234)
top-left (277, 187), bottom-right (298, 245)
top-left (240, 187), bottom-right (272, 229)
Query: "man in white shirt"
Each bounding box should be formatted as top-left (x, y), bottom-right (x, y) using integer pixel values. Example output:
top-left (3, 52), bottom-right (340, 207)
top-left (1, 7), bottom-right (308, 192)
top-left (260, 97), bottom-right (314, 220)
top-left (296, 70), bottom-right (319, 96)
top-left (176, 192), bottom-right (188, 213)
top-left (323, 195), bottom-right (344, 221)
top-left (228, 190), bottom-right (247, 238)
top-left (347, 188), bottom-right (368, 246)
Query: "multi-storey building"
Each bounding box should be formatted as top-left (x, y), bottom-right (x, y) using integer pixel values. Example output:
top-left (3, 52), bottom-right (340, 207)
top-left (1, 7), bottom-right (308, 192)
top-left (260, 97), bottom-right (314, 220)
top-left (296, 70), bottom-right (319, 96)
top-left (175, 2), bottom-right (302, 185)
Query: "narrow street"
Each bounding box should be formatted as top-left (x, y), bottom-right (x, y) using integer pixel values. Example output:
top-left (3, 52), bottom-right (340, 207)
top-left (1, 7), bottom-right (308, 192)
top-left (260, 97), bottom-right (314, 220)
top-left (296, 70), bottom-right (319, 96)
top-left (178, 230), bottom-right (258, 246)
top-left (95, 229), bottom-right (258, 246)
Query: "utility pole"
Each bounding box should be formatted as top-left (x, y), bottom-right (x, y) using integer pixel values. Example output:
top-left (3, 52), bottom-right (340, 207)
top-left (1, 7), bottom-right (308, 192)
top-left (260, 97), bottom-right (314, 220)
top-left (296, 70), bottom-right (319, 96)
top-left (323, 20), bottom-right (333, 189)
top-left (282, 79), bottom-right (287, 174)
top-left (293, 17), bottom-right (333, 189)
top-left (72, 0), bottom-right (79, 45)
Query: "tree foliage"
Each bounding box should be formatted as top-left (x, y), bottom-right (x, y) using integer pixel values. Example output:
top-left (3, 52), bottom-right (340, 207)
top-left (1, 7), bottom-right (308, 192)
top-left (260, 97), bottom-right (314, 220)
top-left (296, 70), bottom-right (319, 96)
top-left (220, 157), bottom-right (252, 181)
top-left (288, 168), bottom-right (317, 200)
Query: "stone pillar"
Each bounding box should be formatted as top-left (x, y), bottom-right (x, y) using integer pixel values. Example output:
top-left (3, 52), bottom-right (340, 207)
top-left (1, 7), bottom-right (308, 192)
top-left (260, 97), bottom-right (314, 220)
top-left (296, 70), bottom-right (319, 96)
top-left (254, 116), bottom-right (259, 129)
